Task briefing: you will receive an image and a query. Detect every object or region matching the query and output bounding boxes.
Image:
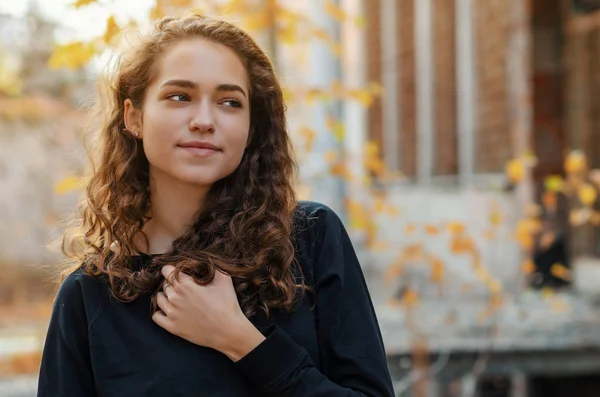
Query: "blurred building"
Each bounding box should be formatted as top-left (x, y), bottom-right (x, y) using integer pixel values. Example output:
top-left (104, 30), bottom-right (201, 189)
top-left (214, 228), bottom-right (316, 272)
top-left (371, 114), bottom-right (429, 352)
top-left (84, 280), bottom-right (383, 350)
top-left (344, 0), bottom-right (600, 396)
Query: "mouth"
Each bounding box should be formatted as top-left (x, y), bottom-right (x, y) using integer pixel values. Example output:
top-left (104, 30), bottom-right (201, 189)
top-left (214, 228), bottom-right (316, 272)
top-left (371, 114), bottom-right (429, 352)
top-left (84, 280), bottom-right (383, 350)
top-left (177, 142), bottom-right (221, 157)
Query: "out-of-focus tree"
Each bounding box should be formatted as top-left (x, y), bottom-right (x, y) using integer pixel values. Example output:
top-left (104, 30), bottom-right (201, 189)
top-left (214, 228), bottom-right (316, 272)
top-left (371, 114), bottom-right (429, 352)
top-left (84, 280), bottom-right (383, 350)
top-left (48, 0), bottom-right (600, 327)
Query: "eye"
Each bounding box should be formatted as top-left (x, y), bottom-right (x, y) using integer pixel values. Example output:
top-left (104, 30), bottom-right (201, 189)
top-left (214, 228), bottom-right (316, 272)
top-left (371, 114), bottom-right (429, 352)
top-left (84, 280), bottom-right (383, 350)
top-left (166, 93), bottom-right (190, 102)
top-left (222, 99), bottom-right (243, 108)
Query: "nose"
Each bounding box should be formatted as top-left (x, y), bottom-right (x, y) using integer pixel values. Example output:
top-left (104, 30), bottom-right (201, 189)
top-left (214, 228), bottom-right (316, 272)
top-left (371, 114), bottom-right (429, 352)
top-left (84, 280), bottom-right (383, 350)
top-left (189, 100), bottom-right (215, 133)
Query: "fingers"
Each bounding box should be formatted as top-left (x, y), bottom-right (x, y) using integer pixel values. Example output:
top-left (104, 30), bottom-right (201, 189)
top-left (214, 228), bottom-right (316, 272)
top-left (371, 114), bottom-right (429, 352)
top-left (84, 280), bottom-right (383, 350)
top-left (212, 269), bottom-right (232, 285)
top-left (161, 265), bottom-right (176, 281)
top-left (156, 292), bottom-right (172, 315)
top-left (152, 309), bottom-right (172, 331)
top-left (161, 265), bottom-right (194, 285)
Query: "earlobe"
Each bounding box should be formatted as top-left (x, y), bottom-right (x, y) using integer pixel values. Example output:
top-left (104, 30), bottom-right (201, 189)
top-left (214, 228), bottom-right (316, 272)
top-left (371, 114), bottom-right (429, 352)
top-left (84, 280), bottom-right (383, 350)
top-left (123, 98), bottom-right (143, 137)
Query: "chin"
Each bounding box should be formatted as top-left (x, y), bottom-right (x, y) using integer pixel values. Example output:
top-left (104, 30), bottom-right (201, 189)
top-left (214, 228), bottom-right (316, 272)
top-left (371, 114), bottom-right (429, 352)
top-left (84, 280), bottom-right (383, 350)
top-left (176, 171), bottom-right (231, 187)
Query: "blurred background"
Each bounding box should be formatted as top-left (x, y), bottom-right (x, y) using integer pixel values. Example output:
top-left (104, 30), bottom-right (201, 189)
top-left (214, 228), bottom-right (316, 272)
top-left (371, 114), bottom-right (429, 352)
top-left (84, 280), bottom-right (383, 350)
top-left (3, 0), bottom-right (600, 396)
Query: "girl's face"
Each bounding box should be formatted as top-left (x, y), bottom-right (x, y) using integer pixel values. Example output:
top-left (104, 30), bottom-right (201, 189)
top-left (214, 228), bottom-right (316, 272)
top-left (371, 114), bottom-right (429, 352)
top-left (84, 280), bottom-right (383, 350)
top-left (125, 38), bottom-right (251, 189)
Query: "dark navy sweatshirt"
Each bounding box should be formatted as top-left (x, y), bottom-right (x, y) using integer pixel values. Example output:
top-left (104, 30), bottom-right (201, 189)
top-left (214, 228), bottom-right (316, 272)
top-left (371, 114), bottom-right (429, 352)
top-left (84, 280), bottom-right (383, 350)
top-left (37, 201), bottom-right (395, 396)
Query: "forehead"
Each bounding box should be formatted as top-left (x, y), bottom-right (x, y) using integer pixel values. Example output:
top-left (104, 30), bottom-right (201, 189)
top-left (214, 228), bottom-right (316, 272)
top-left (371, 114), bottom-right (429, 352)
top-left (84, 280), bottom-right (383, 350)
top-left (153, 38), bottom-right (249, 91)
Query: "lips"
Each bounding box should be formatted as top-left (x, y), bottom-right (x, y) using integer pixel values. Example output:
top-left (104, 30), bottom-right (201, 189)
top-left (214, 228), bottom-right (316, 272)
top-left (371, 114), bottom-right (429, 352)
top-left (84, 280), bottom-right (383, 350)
top-left (178, 141), bottom-right (220, 151)
top-left (177, 141), bottom-right (221, 158)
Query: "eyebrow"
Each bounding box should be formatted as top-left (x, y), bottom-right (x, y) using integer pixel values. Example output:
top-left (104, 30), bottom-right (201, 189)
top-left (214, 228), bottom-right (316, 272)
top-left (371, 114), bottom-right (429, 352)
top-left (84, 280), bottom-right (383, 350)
top-left (160, 80), bottom-right (247, 98)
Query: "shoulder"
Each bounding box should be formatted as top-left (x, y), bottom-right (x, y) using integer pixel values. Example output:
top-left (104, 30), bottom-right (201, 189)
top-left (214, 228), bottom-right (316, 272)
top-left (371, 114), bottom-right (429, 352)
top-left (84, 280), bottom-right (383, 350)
top-left (294, 200), bottom-right (345, 235)
top-left (292, 200), bottom-right (349, 266)
top-left (53, 267), bottom-right (110, 324)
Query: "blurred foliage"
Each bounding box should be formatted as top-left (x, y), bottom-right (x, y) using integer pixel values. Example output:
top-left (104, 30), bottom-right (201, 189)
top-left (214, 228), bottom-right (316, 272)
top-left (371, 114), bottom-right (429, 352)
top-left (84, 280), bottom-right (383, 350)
top-left (42, 0), bottom-right (600, 316)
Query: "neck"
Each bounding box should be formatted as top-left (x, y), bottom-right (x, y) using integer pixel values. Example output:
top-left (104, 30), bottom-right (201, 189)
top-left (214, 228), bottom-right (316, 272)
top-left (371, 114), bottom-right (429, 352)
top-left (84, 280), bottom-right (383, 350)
top-left (140, 169), bottom-right (210, 255)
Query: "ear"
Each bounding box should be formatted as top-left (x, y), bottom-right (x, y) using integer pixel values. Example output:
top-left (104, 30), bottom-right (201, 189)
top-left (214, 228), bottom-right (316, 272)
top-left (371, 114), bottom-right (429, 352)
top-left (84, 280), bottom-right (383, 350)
top-left (124, 99), bottom-right (143, 138)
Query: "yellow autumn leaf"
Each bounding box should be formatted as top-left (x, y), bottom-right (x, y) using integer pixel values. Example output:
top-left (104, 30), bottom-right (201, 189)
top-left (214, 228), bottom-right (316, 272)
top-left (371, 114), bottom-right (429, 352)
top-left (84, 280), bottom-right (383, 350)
top-left (447, 222), bottom-right (466, 235)
top-left (521, 259), bottom-right (535, 275)
top-left (544, 175), bottom-right (564, 192)
top-left (324, 1), bottom-right (346, 21)
top-left (354, 15), bottom-right (366, 29)
top-left (346, 199), bottom-right (369, 230)
top-left (71, 0), bottom-right (96, 8)
top-left (487, 279), bottom-right (502, 294)
top-left (401, 288), bottom-right (419, 308)
top-left (103, 16), bottom-right (120, 45)
top-left (149, 0), bottom-right (166, 20)
top-left (405, 223), bottom-right (416, 235)
top-left (328, 119), bottom-right (345, 142)
top-left (429, 258), bottom-right (444, 283)
top-left (505, 159), bottom-right (525, 183)
top-left (550, 263), bottom-right (571, 280)
top-left (49, 42), bottom-right (97, 70)
top-left (373, 197), bottom-right (386, 214)
top-left (277, 25), bottom-right (297, 44)
top-left (541, 287), bottom-right (554, 299)
top-left (578, 183), bottom-right (597, 206)
top-left (54, 176), bottom-right (83, 195)
top-left (299, 127), bottom-right (316, 152)
top-left (489, 209), bottom-right (503, 226)
top-left (244, 10), bottom-right (270, 32)
top-left (565, 150), bottom-right (587, 174)
top-left (514, 219), bottom-right (541, 249)
top-left (347, 89), bottom-right (374, 107)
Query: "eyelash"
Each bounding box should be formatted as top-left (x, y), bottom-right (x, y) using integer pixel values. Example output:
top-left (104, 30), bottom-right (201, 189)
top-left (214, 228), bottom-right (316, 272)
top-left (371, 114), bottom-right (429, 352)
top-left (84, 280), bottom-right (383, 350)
top-left (166, 94), bottom-right (243, 108)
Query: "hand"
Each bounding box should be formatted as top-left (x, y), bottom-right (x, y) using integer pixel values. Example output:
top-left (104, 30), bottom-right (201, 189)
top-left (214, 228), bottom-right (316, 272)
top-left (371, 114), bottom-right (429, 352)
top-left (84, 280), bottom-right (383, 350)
top-left (152, 265), bottom-right (266, 361)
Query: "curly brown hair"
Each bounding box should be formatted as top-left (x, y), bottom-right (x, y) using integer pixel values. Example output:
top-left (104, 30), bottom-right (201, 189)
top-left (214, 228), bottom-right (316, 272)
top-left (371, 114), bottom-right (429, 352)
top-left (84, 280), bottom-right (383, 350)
top-left (61, 14), bottom-right (303, 318)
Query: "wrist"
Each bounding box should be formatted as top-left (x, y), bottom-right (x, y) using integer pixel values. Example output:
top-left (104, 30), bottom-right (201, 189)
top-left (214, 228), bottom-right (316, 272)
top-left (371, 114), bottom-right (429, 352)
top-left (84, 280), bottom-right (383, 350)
top-left (222, 318), bottom-right (266, 362)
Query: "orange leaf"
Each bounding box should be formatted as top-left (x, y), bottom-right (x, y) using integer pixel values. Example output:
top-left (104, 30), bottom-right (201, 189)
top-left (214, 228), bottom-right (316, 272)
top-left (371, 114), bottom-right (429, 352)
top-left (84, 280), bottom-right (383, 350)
top-left (522, 259), bottom-right (535, 275)
top-left (429, 258), bottom-right (444, 283)
top-left (425, 224), bottom-right (440, 235)
top-left (542, 191), bottom-right (558, 212)
top-left (550, 263), bottom-right (571, 280)
top-left (450, 236), bottom-right (475, 254)
top-left (405, 223), bottom-right (416, 235)
top-left (401, 288), bottom-right (419, 308)
top-left (447, 222), bottom-right (466, 235)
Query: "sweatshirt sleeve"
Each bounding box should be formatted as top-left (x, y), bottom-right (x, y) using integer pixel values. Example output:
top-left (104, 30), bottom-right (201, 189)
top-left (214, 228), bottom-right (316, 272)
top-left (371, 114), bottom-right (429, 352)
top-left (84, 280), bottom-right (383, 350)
top-left (37, 272), bottom-right (98, 397)
top-left (235, 203), bottom-right (395, 396)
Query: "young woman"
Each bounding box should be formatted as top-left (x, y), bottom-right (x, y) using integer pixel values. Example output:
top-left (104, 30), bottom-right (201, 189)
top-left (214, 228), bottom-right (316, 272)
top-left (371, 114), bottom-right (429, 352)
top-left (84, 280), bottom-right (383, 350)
top-left (38, 14), bottom-right (394, 397)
